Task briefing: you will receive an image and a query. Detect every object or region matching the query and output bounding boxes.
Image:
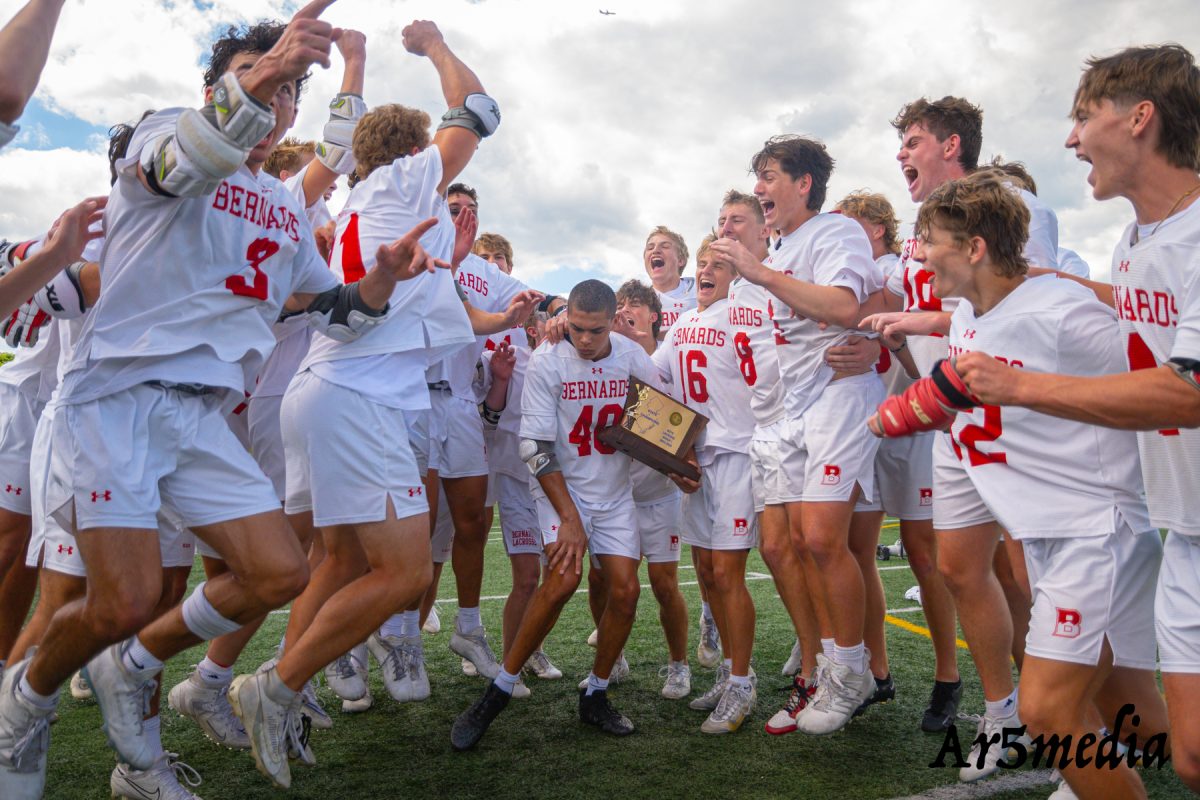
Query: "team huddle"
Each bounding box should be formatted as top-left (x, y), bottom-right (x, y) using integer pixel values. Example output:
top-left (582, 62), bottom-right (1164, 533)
top-left (0, 2), bottom-right (1196, 799)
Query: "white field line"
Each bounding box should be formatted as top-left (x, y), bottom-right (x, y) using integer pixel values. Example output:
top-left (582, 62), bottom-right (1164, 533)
top-left (883, 769), bottom-right (1055, 800)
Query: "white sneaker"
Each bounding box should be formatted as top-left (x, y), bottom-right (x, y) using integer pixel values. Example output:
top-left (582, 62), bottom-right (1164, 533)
top-left (905, 584), bottom-right (923, 605)
top-left (659, 663), bottom-right (692, 700)
top-left (511, 678), bottom-right (531, 700)
top-left (701, 680), bottom-right (757, 734)
top-left (228, 670), bottom-right (298, 789)
top-left (299, 679), bottom-right (333, 730)
top-left (1046, 772), bottom-right (1079, 799)
top-left (341, 687), bottom-right (373, 714)
top-left (689, 663), bottom-right (730, 711)
top-left (69, 670), bottom-right (93, 701)
top-left (958, 709), bottom-right (1024, 782)
top-left (577, 654), bottom-right (630, 690)
top-left (111, 753), bottom-right (203, 800)
top-left (449, 626), bottom-right (501, 680)
top-left (781, 639), bottom-right (803, 676)
top-left (586, 628), bottom-right (598, 648)
top-left (369, 633), bottom-right (430, 703)
top-left (697, 616), bottom-right (721, 669)
top-left (524, 650), bottom-right (563, 680)
top-left (400, 636), bottom-right (431, 702)
top-left (83, 641), bottom-right (158, 770)
top-left (423, 606), bottom-right (441, 635)
top-left (167, 671), bottom-right (249, 750)
top-left (324, 643), bottom-right (368, 701)
top-left (0, 658), bottom-right (53, 800)
top-left (795, 654), bottom-right (874, 735)
top-left (461, 658), bottom-right (478, 677)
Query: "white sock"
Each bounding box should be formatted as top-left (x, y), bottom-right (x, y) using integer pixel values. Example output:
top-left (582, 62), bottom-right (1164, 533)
top-left (17, 674), bottom-right (57, 710)
top-left (457, 606), bottom-right (482, 633)
top-left (585, 673), bottom-right (609, 696)
top-left (494, 668), bottom-right (520, 695)
top-left (833, 642), bottom-right (867, 674)
top-left (701, 603), bottom-right (714, 623)
top-left (122, 637), bottom-right (164, 678)
top-left (197, 656), bottom-right (233, 687)
top-left (263, 666), bottom-right (298, 706)
top-left (985, 689), bottom-right (1018, 719)
top-left (820, 637), bottom-right (836, 660)
top-left (669, 659), bottom-right (688, 671)
top-left (722, 658), bottom-right (732, 670)
top-left (143, 713), bottom-right (164, 760)
top-left (727, 673), bottom-right (751, 689)
top-left (400, 610), bottom-right (420, 638)
top-left (378, 613), bottom-right (406, 639)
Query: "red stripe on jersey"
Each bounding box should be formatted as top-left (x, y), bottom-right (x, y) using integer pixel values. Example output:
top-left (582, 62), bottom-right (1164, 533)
top-left (340, 212), bottom-right (366, 284)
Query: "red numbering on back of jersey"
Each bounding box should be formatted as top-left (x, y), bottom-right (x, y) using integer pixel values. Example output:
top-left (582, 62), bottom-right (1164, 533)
top-left (225, 238), bottom-right (279, 301)
top-left (1127, 332), bottom-right (1179, 436)
top-left (733, 332), bottom-right (757, 385)
top-left (569, 403), bottom-right (623, 456)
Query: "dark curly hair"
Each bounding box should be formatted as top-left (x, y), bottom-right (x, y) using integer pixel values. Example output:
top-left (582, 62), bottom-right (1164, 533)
top-left (202, 21), bottom-right (309, 103)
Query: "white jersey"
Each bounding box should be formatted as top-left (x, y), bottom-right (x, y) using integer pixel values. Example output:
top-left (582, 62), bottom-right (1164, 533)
top-left (520, 335), bottom-right (659, 507)
top-left (887, 188), bottom-right (1058, 375)
top-left (726, 275), bottom-right (785, 428)
top-left (1057, 246), bottom-right (1091, 279)
top-left (767, 213), bottom-right (883, 416)
top-left (300, 146), bottom-right (473, 409)
top-left (426, 253), bottom-right (528, 400)
top-left (946, 276), bottom-right (1151, 539)
top-left (873, 254), bottom-right (913, 397)
top-left (254, 165), bottom-right (331, 399)
top-left (652, 299), bottom-right (755, 462)
top-left (59, 108), bottom-right (335, 408)
top-left (656, 277), bottom-right (697, 333)
top-left (1111, 199), bottom-right (1200, 536)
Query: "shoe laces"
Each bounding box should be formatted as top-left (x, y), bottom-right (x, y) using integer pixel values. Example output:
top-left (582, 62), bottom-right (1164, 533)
top-left (10, 713), bottom-right (49, 773)
top-left (702, 624), bottom-right (720, 651)
top-left (285, 709), bottom-right (313, 763)
top-left (332, 653), bottom-right (359, 681)
top-left (380, 642), bottom-right (408, 683)
top-left (163, 752), bottom-right (203, 790)
top-left (657, 664), bottom-right (689, 690)
top-left (781, 674), bottom-right (809, 714)
top-left (809, 661), bottom-right (847, 713)
top-left (467, 630), bottom-right (498, 664)
top-left (712, 683), bottom-right (750, 722)
top-left (528, 650), bottom-right (552, 673)
top-left (400, 640), bottom-right (425, 679)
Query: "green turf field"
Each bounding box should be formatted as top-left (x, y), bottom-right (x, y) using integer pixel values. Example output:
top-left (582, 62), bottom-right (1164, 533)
top-left (41, 520), bottom-right (1190, 799)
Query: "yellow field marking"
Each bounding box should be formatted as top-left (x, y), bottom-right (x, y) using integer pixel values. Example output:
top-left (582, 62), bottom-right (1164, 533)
top-left (884, 614), bottom-right (969, 650)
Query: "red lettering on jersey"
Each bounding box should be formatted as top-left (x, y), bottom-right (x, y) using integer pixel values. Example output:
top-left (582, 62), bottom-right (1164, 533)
top-left (728, 305), bottom-right (763, 328)
top-left (820, 465), bottom-right (841, 485)
top-left (1114, 285), bottom-right (1179, 328)
top-left (458, 272), bottom-right (489, 296)
top-left (228, 185), bottom-right (245, 217)
top-left (1053, 608), bottom-right (1081, 639)
top-left (560, 379), bottom-right (628, 401)
top-left (212, 183), bottom-right (229, 211)
top-left (209, 182), bottom-right (302, 243)
top-left (244, 191), bottom-right (259, 224)
top-left (671, 326), bottom-right (726, 348)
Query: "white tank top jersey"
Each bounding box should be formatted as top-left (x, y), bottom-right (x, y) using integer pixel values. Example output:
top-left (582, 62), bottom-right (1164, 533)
top-left (872, 254), bottom-right (914, 397)
top-left (946, 276), bottom-right (1151, 539)
top-left (726, 275), bottom-right (785, 428)
top-left (652, 299), bottom-right (755, 463)
top-left (767, 212), bottom-right (883, 417)
top-left (478, 345), bottom-right (531, 481)
top-left (253, 164), bottom-right (330, 399)
top-left (520, 334), bottom-right (660, 507)
top-left (1111, 199), bottom-right (1200, 536)
top-left (655, 277), bottom-right (697, 333)
top-left (887, 188), bottom-right (1059, 375)
top-left (426, 252), bottom-right (529, 399)
top-left (301, 146), bottom-right (474, 409)
top-left (58, 108), bottom-right (336, 407)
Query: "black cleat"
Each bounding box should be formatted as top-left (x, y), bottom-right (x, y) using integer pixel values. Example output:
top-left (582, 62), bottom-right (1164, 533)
top-left (578, 689), bottom-right (634, 736)
top-left (451, 682), bottom-right (511, 751)
top-left (853, 673), bottom-right (896, 718)
top-left (921, 679), bottom-right (962, 733)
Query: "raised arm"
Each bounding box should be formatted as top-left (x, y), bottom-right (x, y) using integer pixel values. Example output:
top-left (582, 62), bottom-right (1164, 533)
top-left (401, 20), bottom-right (498, 193)
top-left (0, 196), bottom-right (104, 321)
top-left (0, 0), bottom-right (67, 147)
top-left (303, 28), bottom-right (367, 207)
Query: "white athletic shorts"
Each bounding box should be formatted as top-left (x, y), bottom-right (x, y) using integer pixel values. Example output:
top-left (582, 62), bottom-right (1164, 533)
top-left (683, 451), bottom-right (759, 550)
top-left (496, 473), bottom-right (542, 557)
top-left (0, 383), bottom-right (45, 515)
top-left (780, 374), bottom-right (885, 504)
top-left (282, 371), bottom-right (426, 527)
top-left (534, 491), bottom-right (639, 560)
top-left (931, 432), bottom-right (994, 530)
top-left (226, 394), bottom-right (252, 450)
top-left (431, 488), bottom-right (453, 564)
top-left (48, 383), bottom-right (280, 533)
top-left (415, 390), bottom-right (487, 479)
top-left (1156, 530), bottom-right (1200, 674)
top-left (1023, 518), bottom-right (1161, 671)
top-left (637, 492), bottom-right (682, 563)
top-left (750, 419), bottom-right (786, 513)
top-left (247, 394), bottom-right (287, 502)
top-left (856, 431), bottom-right (935, 520)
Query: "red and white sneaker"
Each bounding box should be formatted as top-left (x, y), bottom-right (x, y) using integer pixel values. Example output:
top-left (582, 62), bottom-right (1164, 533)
top-left (764, 673), bottom-right (816, 735)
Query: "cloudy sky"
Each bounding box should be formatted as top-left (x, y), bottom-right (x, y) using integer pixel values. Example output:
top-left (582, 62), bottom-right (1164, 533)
top-left (1, 0), bottom-right (1198, 294)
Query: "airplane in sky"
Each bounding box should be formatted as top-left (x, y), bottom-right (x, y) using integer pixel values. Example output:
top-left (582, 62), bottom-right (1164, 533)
top-left (599, 9), bottom-right (616, 15)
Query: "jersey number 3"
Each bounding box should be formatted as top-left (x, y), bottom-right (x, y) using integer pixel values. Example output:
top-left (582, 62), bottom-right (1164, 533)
top-left (226, 238), bottom-right (279, 301)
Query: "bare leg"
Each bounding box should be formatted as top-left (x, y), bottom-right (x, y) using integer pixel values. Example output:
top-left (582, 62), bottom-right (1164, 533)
top-left (0, 509), bottom-right (35, 660)
top-left (759, 503), bottom-right (819, 676)
top-left (647, 561), bottom-right (688, 663)
top-left (848, 509), bottom-right (888, 678)
top-left (502, 554), bottom-right (540, 657)
top-left (590, 555), bottom-right (641, 679)
top-left (8, 568), bottom-right (84, 663)
top-left (899, 518), bottom-right (959, 682)
top-left (444, 474), bottom-right (489, 612)
top-left (708, 549), bottom-right (754, 676)
top-left (797, 498), bottom-right (863, 648)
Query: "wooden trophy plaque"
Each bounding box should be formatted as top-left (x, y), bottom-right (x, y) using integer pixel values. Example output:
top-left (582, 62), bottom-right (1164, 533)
top-left (597, 377), bottom-right (708, 481)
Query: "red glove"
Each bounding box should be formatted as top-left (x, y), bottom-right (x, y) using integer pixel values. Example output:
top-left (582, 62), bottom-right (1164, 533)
top-left (872, 359), bottom-right (980, 437)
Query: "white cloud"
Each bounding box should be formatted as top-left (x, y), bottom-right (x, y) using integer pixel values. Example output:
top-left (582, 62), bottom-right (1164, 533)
top-left (0, 0), bottom-right (1197, 291)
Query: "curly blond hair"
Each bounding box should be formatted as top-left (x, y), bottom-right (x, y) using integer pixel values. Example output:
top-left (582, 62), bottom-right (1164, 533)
top-left (352, 104), bottom-right (432, 180)
top-left (473, 232), bottom-right (513, 266)
top-left (264, 137), bottom-right (314, 179)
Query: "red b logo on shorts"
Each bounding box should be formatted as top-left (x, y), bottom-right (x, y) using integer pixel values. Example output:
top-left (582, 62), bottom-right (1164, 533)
top-left (821, 465), bottom-right (841, 485)
top-left (1054, 608), bottom-right (1081, 639)
top-left (670, 535), bottom-right (680, 550)
top-left (733, 519), bottom-right (748, 537)
top-left (919, 488), bottom-right (932, 506)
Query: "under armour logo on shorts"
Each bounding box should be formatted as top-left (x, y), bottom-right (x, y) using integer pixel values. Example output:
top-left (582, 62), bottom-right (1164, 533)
top-left (57, 544), bottom-right (73, 555)
top-left (90, 490), bottom-right (112, 502)
top-left (407, 487), bottom-right (423, 497)
top-left (821, 465), bottom-right (841, 485)
top-left (5, 484), bottom-right (20, 495)
top-left (1053, 608), bottom-right (1082, 639)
